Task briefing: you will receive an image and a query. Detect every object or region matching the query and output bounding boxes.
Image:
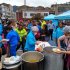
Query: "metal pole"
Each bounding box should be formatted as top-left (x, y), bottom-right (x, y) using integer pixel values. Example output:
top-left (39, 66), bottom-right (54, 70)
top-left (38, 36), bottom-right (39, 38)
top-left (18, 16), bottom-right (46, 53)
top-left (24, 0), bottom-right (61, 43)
top-left (56, 0), bottom-right (58, 15)
top-left (24, 0), bottom-right (26, 5)
top-left (55, 0), bottom-right (58, 15)
top-left (24, 0), bottom-right (26, 19)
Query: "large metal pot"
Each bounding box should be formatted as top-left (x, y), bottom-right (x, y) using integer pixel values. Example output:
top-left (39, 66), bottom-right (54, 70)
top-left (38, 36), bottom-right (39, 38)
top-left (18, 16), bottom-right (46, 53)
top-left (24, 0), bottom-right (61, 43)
top-left (1, 56), bottom-right (22, 70)
top-left (43, 47), bottom-right (64, 70)
top-left (21, 51), bottom-right (44, 70)
top-left (2, 62), bottom-right (21, 70)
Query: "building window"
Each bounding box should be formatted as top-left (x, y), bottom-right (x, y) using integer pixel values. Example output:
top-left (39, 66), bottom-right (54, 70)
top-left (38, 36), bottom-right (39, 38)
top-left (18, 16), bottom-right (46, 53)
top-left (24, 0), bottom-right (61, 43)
top-left (24, 13), bottom-right (27, 16)
top-left (58, 7), bottom-right (66, 12)
top-left (49, 12), bottom-right (55, 14)
top-left (44, 13), bottom-right (48, 16)
top-left (30, 13), bottom-right (36, 16)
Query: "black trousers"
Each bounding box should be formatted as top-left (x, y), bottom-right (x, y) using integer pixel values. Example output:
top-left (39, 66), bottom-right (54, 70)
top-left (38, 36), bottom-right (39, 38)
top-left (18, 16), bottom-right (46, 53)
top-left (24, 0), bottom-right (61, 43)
top-left (16, 41), bottom-right (24, 52)
top-left (49, 29), bottom-right (53, 40)
top-left (16, 37), bottom-right (26, 52)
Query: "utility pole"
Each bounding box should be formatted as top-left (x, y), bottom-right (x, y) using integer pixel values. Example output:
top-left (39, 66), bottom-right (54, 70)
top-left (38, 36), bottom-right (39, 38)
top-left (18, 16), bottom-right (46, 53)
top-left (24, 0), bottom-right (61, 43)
top-left (55, 0), bottom-right (58, 15)
top-left (56, 0), bottom-right (58, 15)
top-left (24, 0), bottom-right (26, 19)
top-left (24, 0), bottom-right (26, 5)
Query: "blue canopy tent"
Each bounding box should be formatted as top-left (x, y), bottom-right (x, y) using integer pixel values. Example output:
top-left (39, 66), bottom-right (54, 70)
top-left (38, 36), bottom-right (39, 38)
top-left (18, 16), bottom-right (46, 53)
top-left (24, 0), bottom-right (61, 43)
top-left (44, 14), bottom-right (56, 20)
top-left (55, 10), bottom-right (70, 20)
top-left (44, 14), bottom-right (58, 27)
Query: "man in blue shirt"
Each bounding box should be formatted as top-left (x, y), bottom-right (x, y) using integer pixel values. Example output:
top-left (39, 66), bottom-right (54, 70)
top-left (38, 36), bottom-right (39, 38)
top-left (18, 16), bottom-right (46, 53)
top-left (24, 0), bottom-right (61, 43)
top-left (6, 26), bottom-right (20, 56)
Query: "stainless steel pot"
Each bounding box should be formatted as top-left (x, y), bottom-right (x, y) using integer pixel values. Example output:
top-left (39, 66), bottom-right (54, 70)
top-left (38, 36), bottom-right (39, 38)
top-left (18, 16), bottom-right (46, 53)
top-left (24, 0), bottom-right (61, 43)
top-left (21, 51), bottom-right (44, 70)
top-left (2, 62), bottom-right (21, 70)
top-left (1, 56), bottom-right (22, 70)
top-left (43, 47), bottom-right (64, 70)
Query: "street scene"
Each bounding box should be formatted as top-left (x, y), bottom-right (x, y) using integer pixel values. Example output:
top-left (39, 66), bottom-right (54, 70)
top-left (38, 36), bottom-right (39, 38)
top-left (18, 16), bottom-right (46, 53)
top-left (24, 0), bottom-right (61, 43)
top-left (0, 0), bottom-right (70, 70)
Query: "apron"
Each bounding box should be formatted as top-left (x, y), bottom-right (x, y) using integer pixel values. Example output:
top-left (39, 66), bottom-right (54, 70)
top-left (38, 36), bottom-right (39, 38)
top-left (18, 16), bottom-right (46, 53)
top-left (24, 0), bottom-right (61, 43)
top-left (65, 38), bottom-right (70, 68)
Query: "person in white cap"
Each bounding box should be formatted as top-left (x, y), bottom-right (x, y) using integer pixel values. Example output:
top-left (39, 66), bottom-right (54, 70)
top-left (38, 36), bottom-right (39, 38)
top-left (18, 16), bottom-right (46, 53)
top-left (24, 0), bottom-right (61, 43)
top-left (57, 26), bottom-right (70, 49)
top-left (55, 26), bottom-right (70, 70)
top-left (24, 26), bottom-right (40, 51)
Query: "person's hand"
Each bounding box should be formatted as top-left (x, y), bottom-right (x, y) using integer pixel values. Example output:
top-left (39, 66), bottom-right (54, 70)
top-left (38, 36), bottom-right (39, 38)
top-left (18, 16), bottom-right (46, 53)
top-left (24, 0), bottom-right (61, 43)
top-left (36, 41), bottom-right (42, 45)
top-left (1, 39), bottom-right (9, 43)
top-left (36, 46), bottom-right (43, 52)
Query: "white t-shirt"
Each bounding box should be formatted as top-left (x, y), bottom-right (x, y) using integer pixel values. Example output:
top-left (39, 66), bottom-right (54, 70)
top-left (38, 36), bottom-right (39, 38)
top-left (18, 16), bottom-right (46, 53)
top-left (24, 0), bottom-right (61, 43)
top-left (47, 23), bottom-right (53, 30)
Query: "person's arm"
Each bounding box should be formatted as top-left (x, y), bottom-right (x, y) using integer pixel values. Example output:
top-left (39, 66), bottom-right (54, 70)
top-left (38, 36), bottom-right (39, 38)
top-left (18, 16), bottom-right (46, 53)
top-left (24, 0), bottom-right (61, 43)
top-left (57, 38), bottom-right (61, 48)
top-left (55, 50), bottom-right (70, 54)
top-left (57, 35), bottom-right (65, 48)
top-left (61, 51), bottom-right (70, 54)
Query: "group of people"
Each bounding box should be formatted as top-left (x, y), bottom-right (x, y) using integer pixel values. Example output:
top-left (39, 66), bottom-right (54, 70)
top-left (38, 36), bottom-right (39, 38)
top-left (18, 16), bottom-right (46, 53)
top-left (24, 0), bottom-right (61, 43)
top-left (0, 16), bottom-right (55, 56)
top-left (0, 17), bottom-right (51, 57)
top-left (0, 13), bottom-right (70, 69)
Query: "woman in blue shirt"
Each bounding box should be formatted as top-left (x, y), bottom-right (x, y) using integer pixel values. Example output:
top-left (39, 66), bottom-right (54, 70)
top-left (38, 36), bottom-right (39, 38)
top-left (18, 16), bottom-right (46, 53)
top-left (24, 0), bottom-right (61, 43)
top-left (24, 26), bottom-right (39, 51)
top-left (56, 23), bottom-right (64, 39)
top-left (56, 22), bottom-right (64, 46)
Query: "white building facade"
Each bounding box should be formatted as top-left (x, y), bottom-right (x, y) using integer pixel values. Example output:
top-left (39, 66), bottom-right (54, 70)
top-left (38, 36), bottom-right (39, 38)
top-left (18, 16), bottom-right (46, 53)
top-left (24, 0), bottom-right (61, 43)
top-left (22, 11), bottom-right (49, 18)
top-left (0, 3), bottom-right (16, 19)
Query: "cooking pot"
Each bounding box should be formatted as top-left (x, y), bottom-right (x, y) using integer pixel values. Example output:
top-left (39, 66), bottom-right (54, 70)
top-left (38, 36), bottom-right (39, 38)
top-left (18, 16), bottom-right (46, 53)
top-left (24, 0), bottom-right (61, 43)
top-left (2, 62), bottom-right (21, 70)
top-left (43, 47), bottom-right (64, 70)
top-left (21, 51), bottom-right (44, 70)
top-left (1, 56), bottom-right (22, 70)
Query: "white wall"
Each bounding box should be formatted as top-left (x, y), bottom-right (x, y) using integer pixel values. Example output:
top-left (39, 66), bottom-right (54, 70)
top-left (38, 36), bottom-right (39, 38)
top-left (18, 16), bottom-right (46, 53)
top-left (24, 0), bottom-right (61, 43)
top-left (22, 11), bottom-right (49, 18)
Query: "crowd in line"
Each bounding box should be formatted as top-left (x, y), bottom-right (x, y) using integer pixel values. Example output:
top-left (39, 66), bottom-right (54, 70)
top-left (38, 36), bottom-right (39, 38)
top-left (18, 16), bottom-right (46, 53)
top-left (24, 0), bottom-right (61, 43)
top-left (0, 13), bottom-right (70, 70)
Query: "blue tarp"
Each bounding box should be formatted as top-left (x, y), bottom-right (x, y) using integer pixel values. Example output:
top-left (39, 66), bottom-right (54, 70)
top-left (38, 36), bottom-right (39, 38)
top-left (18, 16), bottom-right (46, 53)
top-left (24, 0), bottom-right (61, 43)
top-left (55, 10), bottom-right (70, 20)
top-left (44, 14), bottom-right (56, 20)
